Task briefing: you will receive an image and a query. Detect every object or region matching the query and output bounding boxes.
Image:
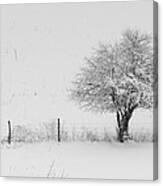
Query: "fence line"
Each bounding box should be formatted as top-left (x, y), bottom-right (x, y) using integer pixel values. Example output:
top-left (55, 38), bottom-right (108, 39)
top-left (2, 118), bottom-right (154, 144)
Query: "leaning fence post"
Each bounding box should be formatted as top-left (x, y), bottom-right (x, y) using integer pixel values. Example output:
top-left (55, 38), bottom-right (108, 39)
top-left (57, 118), bottom-right (61, 142)
top-left (8, 120), bottom-right (11, 144)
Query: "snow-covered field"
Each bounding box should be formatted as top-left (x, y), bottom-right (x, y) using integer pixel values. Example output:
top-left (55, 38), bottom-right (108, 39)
top-left (1, 141), bottom-right (153, 180)
top-left (0, 4), bottom-right (155, 181)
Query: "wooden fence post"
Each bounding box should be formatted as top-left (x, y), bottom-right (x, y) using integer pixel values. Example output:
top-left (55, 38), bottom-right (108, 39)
top-left (57, 118), bottom-right (61, 142)
top-left (8, 120), bottom-right (11, 144)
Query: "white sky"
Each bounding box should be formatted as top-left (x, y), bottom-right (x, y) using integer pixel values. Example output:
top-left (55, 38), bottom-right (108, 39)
top-left (0, 1), bottom-right (153, 131)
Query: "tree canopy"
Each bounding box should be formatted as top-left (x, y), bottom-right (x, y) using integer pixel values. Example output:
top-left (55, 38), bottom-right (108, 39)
top-left (70, 30), bottom-right (154, 114)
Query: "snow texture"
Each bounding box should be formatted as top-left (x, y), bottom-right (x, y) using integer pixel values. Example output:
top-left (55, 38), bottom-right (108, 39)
top-left (1, 142), bottom-right (154, 180)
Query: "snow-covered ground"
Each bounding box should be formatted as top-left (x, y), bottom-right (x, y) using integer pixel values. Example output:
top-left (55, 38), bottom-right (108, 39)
top-left (1, 142), bottom-right (153, 180)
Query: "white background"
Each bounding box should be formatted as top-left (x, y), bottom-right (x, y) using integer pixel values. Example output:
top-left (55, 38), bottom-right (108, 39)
top-left (0, 0), bottom-right (162, 185)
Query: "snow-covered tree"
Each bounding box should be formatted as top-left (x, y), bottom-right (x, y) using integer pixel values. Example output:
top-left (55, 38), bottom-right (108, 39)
top-left (70, 30), bottom-right (155, 142)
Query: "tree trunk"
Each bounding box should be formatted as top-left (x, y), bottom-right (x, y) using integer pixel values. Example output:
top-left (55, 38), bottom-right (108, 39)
top-left (118, 118), bottom-right (129, 142)
top-left (116, 110), bottom-right (131, 143)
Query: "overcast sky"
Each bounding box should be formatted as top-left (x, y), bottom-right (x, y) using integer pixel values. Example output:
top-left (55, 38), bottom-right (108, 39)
top-left (1, 1), bottom-right (153, 130)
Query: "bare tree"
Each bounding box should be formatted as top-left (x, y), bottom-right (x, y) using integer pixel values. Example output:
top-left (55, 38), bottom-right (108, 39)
top-left (70, 29), bottom-right (155, 142)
